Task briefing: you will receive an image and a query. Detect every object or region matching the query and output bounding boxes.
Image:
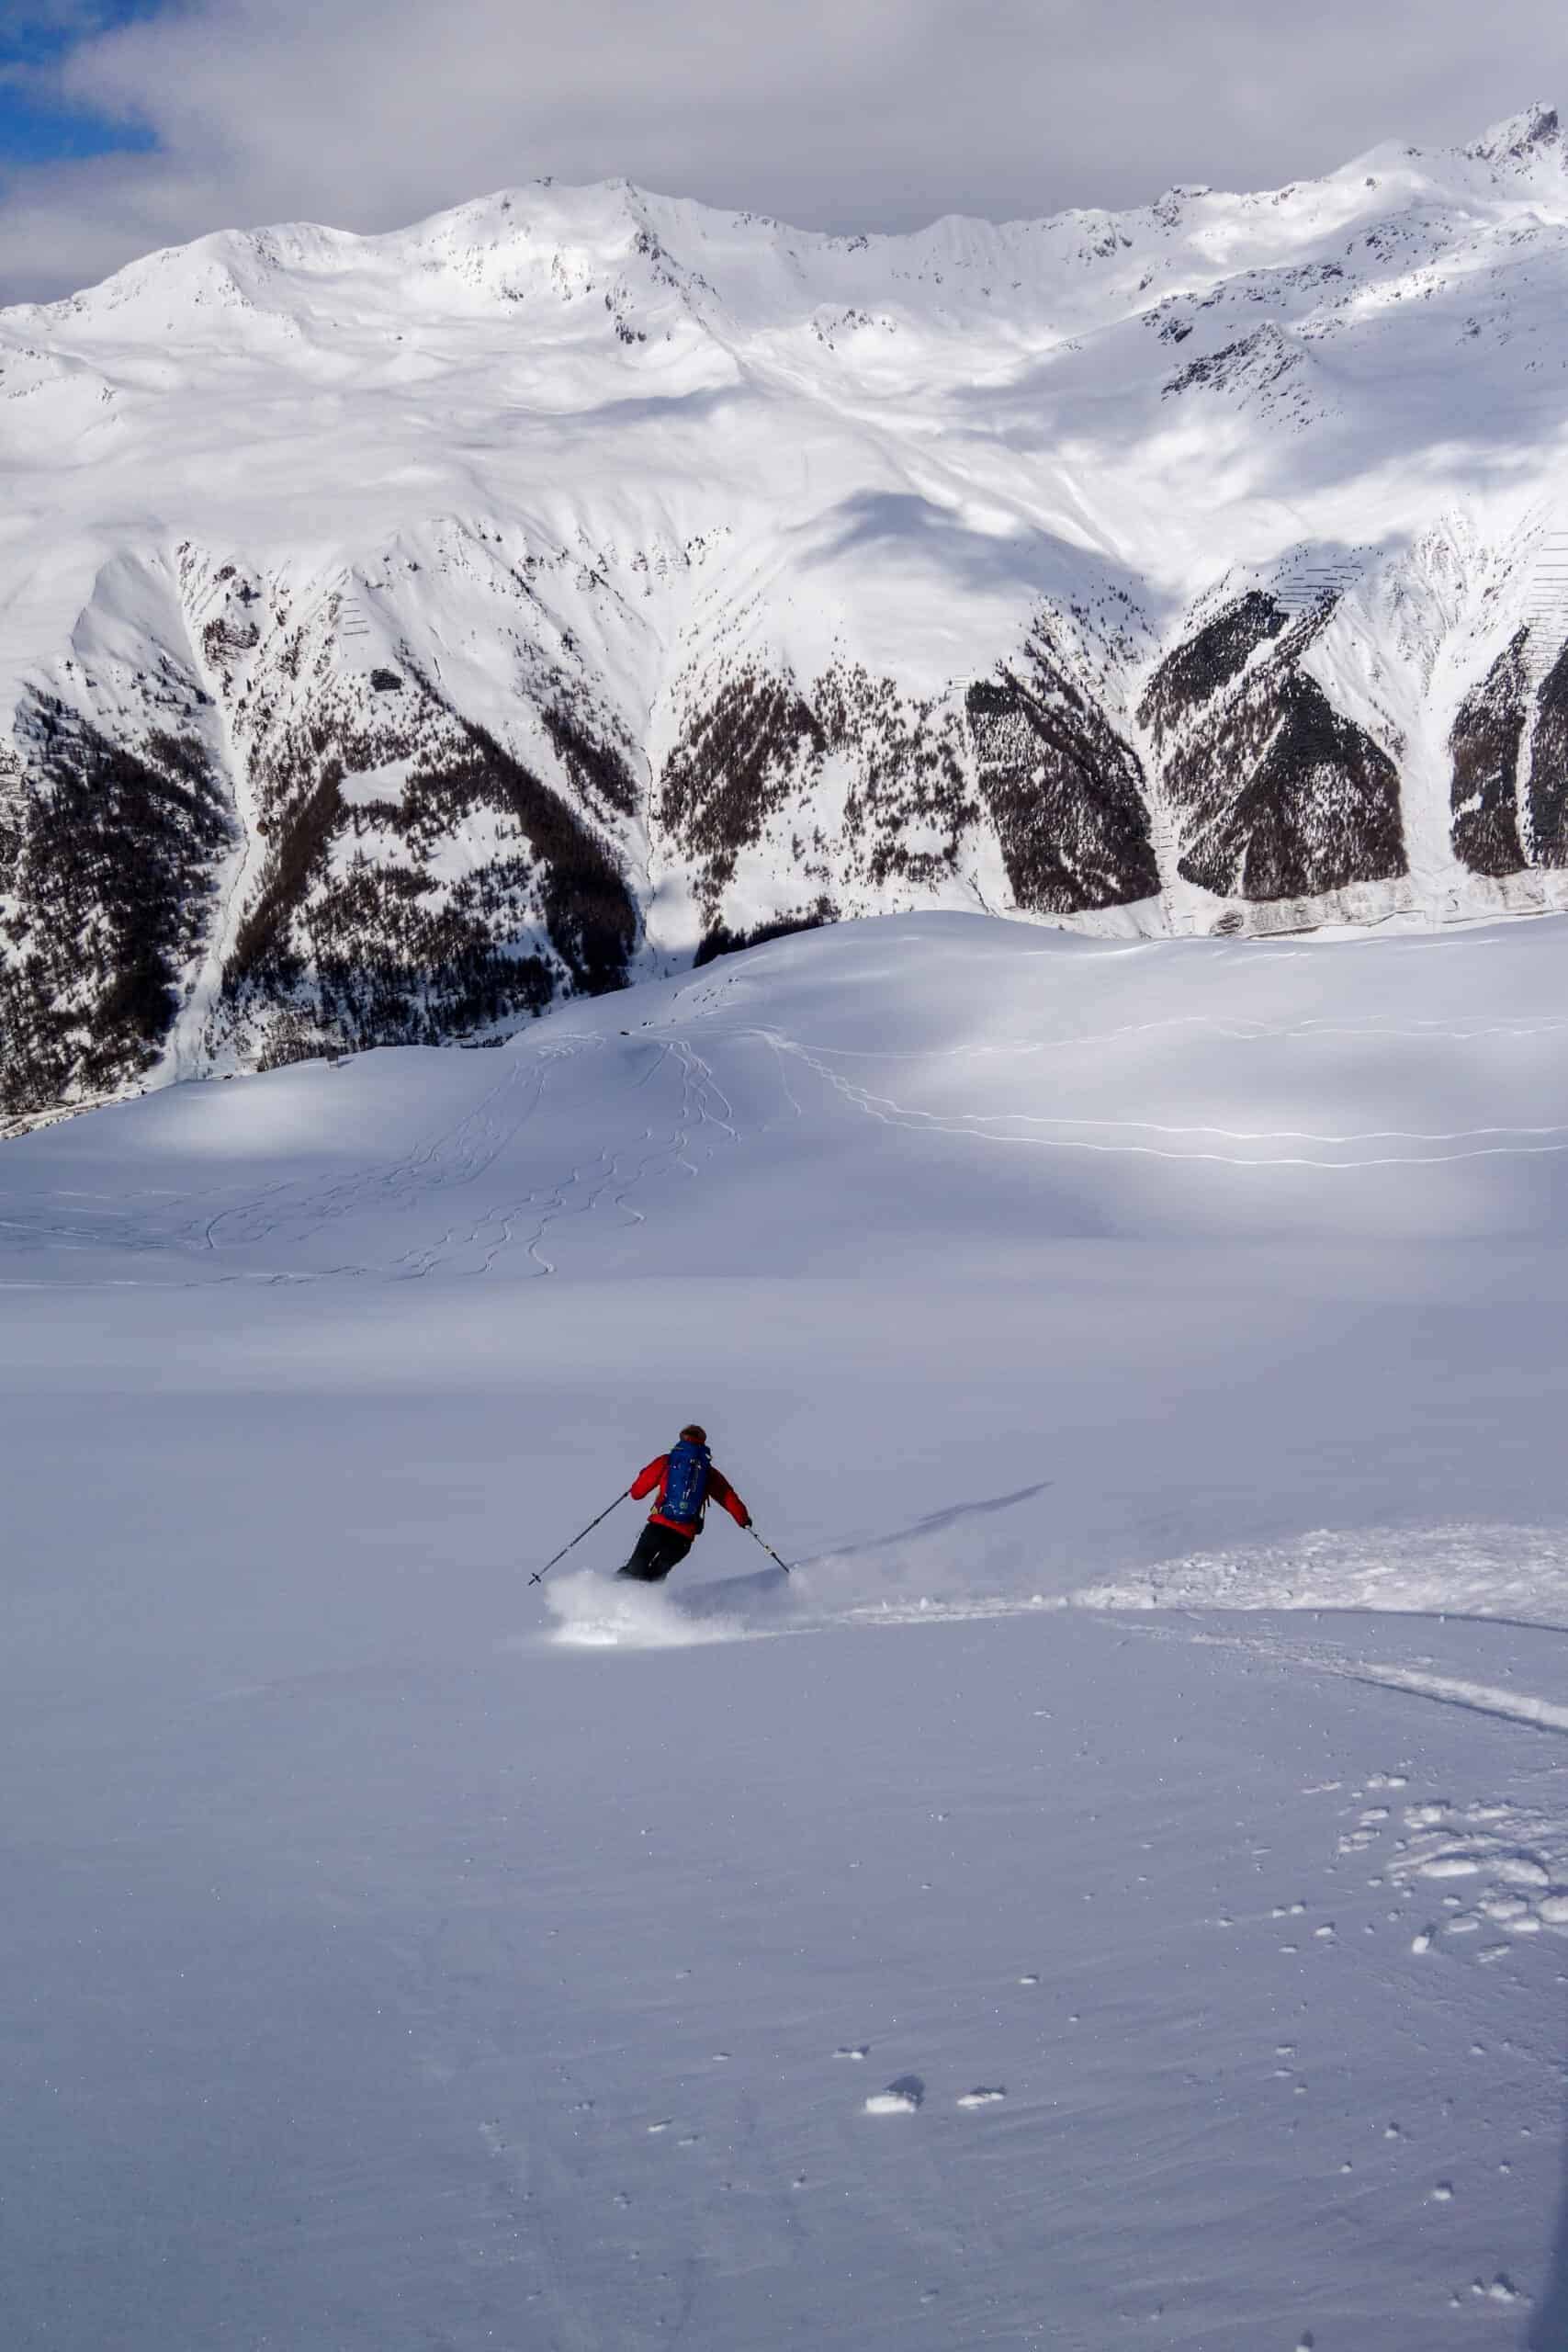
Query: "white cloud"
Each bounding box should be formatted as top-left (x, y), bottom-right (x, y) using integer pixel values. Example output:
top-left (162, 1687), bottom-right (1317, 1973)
top-left (3, 0), bottom-right (1566, 303)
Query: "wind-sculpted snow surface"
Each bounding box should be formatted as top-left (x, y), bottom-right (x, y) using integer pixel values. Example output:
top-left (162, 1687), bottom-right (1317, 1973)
top-left (15, 109), bottom-right (1568, 1112)
top-left (7, 913), bottom-right (1568, 2344)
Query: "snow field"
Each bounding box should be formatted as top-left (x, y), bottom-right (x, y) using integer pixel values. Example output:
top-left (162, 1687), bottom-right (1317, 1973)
top-left (6, 911), bottom-right (1568, 2345)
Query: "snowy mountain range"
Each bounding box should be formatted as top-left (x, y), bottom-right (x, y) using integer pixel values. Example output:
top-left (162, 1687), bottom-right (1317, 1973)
top-left (6, 101), bottom-right (1568, 1120)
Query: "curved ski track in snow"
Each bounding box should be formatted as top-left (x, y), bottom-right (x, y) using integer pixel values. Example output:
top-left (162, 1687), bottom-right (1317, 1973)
top-left (7, 1000), bottom-right (1568, 1290)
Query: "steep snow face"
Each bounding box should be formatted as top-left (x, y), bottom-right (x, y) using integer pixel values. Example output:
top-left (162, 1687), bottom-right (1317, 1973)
top-left (7, 107), bottom-right (1568, 1115)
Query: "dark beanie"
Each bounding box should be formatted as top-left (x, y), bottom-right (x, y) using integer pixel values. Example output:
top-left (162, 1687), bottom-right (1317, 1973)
top-left (679, 1423), bottom-right (707, 1444)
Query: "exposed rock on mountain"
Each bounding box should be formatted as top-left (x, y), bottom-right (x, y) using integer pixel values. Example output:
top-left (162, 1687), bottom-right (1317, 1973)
top-left (1528, 645), bottom-right (1568, 867)
top-left (1141, 596), bottom-right (1405, 902)
top-left (966, 626), bottom-right (1156, 912)
top-left (1450, 632), bottom-right (1531, 878)
top-left (0, 699), bottom-right (231, 1117)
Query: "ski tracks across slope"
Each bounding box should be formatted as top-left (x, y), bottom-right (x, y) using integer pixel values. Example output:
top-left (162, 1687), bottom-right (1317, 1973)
top-left (1105, 1607), bottom-right (1568, 1956)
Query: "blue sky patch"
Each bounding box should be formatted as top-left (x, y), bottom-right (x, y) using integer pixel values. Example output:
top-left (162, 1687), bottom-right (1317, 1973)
top-left (0, 3), bottom-right (164, 171)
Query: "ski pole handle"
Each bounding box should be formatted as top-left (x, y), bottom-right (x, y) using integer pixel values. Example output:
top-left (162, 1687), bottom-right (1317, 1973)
top-left (529, 1491), bottom-right (629, 1584)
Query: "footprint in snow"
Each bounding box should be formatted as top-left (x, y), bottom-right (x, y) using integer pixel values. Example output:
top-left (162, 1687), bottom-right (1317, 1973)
top-left (834, 2045), bottom-right (869, 2062)
top-left (956, 2087), bottom-right (1007, 2108)
top-left (863, 2075), bottom-right (925, 2116)
top-left (1418, 1854), bottom-right (1484, 1880)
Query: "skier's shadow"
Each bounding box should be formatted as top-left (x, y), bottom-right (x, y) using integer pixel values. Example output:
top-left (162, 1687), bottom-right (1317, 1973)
top-left (821, 1477), bottom-right (1055, 1558)
top-left (682, 1479), bottom-right (1056, 1616)
top-left (682, 1476), bottom-right (1062, 1627)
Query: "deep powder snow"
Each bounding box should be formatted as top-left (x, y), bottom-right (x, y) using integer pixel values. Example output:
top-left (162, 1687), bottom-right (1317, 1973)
top-left (4, 912), bottom-right (1568, 2346)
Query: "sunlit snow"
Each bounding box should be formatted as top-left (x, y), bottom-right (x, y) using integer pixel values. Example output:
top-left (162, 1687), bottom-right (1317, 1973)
top-left (5, 910), bottom-right (1568, 2346)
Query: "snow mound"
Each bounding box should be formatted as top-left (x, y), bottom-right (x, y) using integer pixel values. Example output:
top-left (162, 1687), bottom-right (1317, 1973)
top-left (863, 2080), bottom-right (924, 2117)
top-left (1073, 1521), bottom-right (1568, 1628)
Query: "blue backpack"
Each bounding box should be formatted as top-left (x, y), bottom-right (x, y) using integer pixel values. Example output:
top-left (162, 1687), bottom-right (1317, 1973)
top-left (661, 1440), bottom-right (711, 1528)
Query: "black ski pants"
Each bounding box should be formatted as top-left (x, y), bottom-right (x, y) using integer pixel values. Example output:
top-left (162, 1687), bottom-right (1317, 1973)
top-left (616, 1521), bottom-right (694, 1583)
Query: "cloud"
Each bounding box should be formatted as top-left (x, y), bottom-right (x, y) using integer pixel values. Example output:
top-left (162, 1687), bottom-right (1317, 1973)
top-left (2, 0), bottom-right (1566, 304)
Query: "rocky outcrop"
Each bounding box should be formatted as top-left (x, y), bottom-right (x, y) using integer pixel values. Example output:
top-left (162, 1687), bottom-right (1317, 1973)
top-left (1527, 642), bottom-right (1568, 867)
top-left (0, 697), bottom-right (231, 1117)
top-left (220, 695), bottom-right (637, 1069)
top-left (191, 550), bottom-right (640, 1076)
top-left (1450, 631), bottom-right (1530, 877)
top-left (659, 666), bottom-right (829, 911)
top-left (1139, 595), bottom-right (1407, 902)
top-left (966, 628), bottom-right (1156, 912)
top-left (660, 656), bottom-right (983, 915)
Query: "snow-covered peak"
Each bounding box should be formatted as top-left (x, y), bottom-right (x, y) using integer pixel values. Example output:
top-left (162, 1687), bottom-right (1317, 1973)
top-left (14, 102), bottom-right (1568, 357)
top-left (1465, 100), bottom-right (1562, 165)
top-left (9, 107), bottom-right (1568, 1125)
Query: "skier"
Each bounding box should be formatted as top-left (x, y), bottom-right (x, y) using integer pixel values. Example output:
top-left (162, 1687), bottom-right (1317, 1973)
top-left (615, 1425), bottom-right (750, 1582)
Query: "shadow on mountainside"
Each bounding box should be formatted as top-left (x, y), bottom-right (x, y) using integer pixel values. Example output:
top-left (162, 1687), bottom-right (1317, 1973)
top-left (565, 381), bottom-right (740, 432)
top-left (799, 489), bottom-right (1172, 620)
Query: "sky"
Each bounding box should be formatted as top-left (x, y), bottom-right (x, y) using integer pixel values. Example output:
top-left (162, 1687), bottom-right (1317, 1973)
top-left (1, 0), bottom-right (1566, 305)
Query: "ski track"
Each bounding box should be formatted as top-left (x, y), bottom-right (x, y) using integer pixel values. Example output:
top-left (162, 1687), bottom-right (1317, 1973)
top-left (13, 933), bottom-right (1568, 2345)
top-left (521, 1589), bottom-right (1568, 2338)
top-left (536, 1552), bottom-right (1568, 2011)
top-left (0, 1025), bottom-right (765, 1288)
top-left (15, 916), bottom-right (1568, 1836)
top-left (1343, 1664), bottom-right (1568, 1739)
top-left (1087, 1612), bottom-right (1568, 1961)
top-left (11, 968), bottom-right (1568, 1295)
top-left (773, 1033), bottom-right (1568, 1170)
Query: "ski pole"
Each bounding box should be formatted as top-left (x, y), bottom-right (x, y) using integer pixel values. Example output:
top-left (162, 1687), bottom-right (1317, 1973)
top-left (745, 1523), bottom-right (792, 1576)
top-left (528, 1492), bottom-right (629, 1584)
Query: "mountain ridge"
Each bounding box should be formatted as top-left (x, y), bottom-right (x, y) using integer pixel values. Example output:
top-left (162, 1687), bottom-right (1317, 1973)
top-left (6, 103), bottom-right (1568, 1120)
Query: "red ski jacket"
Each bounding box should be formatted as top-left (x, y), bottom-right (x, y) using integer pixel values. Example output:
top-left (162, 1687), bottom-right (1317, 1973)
top-left (631, 1454), bottom-right (750, 1537)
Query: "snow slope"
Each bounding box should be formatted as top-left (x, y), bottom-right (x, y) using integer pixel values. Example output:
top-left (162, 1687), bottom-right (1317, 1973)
top-left (5, 911), bottom-right (1568, 2346)
top-left (9, 107), bottom-right (1568, 1118)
